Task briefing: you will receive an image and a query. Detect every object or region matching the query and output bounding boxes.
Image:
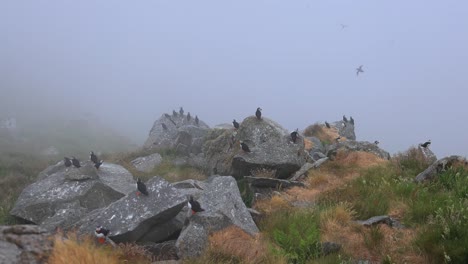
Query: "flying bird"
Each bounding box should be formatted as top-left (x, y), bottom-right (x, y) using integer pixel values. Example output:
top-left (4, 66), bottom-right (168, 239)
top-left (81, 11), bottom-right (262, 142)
top-left (356, 65), bottom-right (364, 76)
top-left (136, 178), bottom-right (149, 196)
top-left (240, 141), bottom-right (251, 152)
top-left (188, 196), bottom-right (205, 215)
top-left (64, 157), bottom-right (72, 167)
top-left (420, 140), bottom-right (431, 148)
top-left (232, 119), bottom-right (240, 129)
top-left (255, 107), bottom-right (262, 120)
top-left (340, 24), bottom-right (348, 30)
top-left (95, 226), bottom-right (110, 244)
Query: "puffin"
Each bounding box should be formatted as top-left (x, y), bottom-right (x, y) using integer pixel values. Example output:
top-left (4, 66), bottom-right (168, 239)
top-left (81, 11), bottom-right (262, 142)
top-left (350, 116), bottom-right (355, 125)
top-left (94, 160), bottom-right (103, 169)
top-left (95, 226), bottom-right (110, 244)
top-left (290, 129), bottom-right (299, 143)
top-left (187, 112), bottom-right (191, 121)
top-left (188, 196), bottom-right (205, 215)
top-left (90, 151), bottom-right (99, 164)
top-left (64, 157), bottom-right (72, 167)
top-left (179, 107), bottom-right (184, 116)
top-left (195, 115), bottom-right (199, 125)
top-left (342, 115), bottom-right (348, 122)
top-left (325, 121), bottom-right (331, 129)
top-left (374, 140), bottom-right (380, 145)
top-left (232, 119), bottom-right (240, 129)
top-left (420, 140), bottom-right (431, 148)
top-left (71, 157), bottom-right (81, 168)
top-left (240, 141), bottom-right (251, 152)
top-left (255, 107), bottom-right (262, 120)
top-left (136, 178), bottom-right (149, 196)
top-left (172, 110), bottom-right (178, 117)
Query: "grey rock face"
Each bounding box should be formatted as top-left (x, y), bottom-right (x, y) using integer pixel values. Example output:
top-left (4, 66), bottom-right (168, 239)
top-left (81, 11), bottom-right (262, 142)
top-left (10, 161), bottom-right (134, 231)
top-left (202, 128), bottom-right (236, 176)
top-left (332, 119), bottom-right (356, 140)
top-left (418, 145), bottom-right (437, 164)
top-left (74, 176), bottom-right (187, 243)
top-left (176, 212), bottom-right (232, 259)
top-left (327, 140), bottom-right (391, 160)
top-left (131, 153), bottom-right (163, 173)
top-left (414, 155), bottom-right (467, 183)
top-left (144, 113), bottom-right (210, 155)
top-left (64, 162), bottom-right (99, 181)
top-left (232, 116), bottom-right (307, 179)
top-left (0, 225), bottom-right (52, 264)
top-left (356, 215), bottom-right (404, 228)
top-left (289, 158), bottom-right (329, 181)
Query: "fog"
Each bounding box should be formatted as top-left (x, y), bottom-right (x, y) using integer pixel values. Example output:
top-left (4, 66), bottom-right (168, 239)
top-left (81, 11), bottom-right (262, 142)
top-left (1, 1), bottom-right (467, 157)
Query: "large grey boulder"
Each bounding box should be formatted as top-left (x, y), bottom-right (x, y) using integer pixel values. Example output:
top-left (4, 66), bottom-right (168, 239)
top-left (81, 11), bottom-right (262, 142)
top-left (176, 212), bottom-right (232, 259)
top-left (202, 128), bottom-right (236, 176)
top-left (74, 176), bottom-right (187, 243)
top-left (143, 112), bottom-right (210, 155)
top-left (0, 225), bottom-right (53, 264)
top-left (10, 161), bottom-right (134, 231)
top-left (231, 116), bottom-right (307, 179)
top-left (326, 140), bottom-right (391, 160)
top-left (414, 155), bottom-right (467, 183)
top-left (332, 118), bottom-right (356, 140)
top-left (131, 153), bottom-right (163, 173)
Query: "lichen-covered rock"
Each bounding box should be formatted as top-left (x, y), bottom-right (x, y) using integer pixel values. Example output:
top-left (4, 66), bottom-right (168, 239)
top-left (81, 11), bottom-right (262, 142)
top-left (0, 225), bottom-right (52, 264)
top-left (289, 158), bottom-right (329, 181)
top-left (74, 176), bottom-right (187, 243)
top-left (414, 155), bottom-right (467, 183)
top-left (143, 112), bottom-right (210, 155)
top-left (326, 140), bottom-right (390, 160)
top-left (231, 116), bottom-right (307, 179)
top-left (202, 128), bottom-right (235, 176)
top-left (131, 153), bottom-right (163, 173)
top-left (332, 118), bottom-right (356, 140)
top-left (10, 162), bottom-right (134, 231)
top-left (176, 212), bottom-right (232, 259)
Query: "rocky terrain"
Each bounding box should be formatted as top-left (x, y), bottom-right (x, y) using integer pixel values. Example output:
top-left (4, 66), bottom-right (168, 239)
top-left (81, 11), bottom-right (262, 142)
top-left (2, 110), bottom-right (467, 264)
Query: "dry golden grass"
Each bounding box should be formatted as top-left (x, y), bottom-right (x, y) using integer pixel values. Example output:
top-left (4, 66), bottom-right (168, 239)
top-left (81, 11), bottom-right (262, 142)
top-left (303, 138), bottom-right (314, 151)
top-left (48, 233), bottom-right (120, 264)
top-left (253, 195), bottom-right (291, 215)
top-left (333, 150), bottom-right (388, 169)
top-left (208, 226), bottom-right (285, 264)
top-left (303, 123), bottom-right (340, 143)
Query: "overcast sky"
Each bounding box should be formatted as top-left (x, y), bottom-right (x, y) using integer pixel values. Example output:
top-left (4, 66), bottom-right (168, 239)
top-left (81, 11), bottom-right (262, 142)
top-left (1, 0), bottom-right (467, 157)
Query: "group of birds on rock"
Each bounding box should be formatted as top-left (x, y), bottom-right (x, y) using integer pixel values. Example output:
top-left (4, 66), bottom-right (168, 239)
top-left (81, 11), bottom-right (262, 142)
top-left (63, 152), bottom-right (103, 169)
top-left (169, 107), bottom-right (200, 125)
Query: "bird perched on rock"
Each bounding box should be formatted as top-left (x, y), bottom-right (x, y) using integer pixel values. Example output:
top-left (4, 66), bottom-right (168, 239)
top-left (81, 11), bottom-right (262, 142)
top-left (172, 110), bottom-right (178, 117)
top-left (343, 115), bottom-right (348, 122)
top-left (188, 196), bottom-right (204, 215)
top-left (374, 140), bottom-right (380, 145)
top-left (95, 226), bottom-right (110, 244)
top-left (420, 140), bottom-right (431, 148)
top-left (356, 65), bottom-right (364, 76)
top-left (350, 116), bottom-right (354, 125)
top-left (90, 151), bottom-right (99, 164)
top-left (94, 160), bottom-right (103, 169)
top-left (233, 119), bottom-right (240, 129)
top-left (256, 107), bottom-right (262, 120)
top-left (179, 107), bottom-right (184, 116)
top-left (71, 157), bottom-right (81, 168)
top-left (325, 122), bottom-right (331, 129)
top-left (136, 178), bottom-right (148, 196)
top-left (291, 129), bottom-right (299, 143)
top-left (240, 141), bottom-right (251, 152)
top-left (64, 157), bottom-right (72, 167)
top-left (187, 112), bottom-right (191, 121)
top-left (161, 123), bottom-right (168, 130)
top-left (195, 115), bottom-right (199, 125)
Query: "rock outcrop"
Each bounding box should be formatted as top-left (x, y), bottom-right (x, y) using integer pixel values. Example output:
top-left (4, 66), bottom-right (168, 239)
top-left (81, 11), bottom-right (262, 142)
top-left (74, 176), bottom-right (187, 243)
top-left (0, 225), bottom-right (52, 264)
top-left (326, 140), bottom-right (391, 160)
top-left (414, 155), bottom-right (467, 183)
top-left (131, 153), bottom-right (163, 173)
top-left (10, 161), bottom-right (135, 231)
top-left (231, 117), bottom-right (307, 179)
top-left (143, 112), bottom-right (210, 155)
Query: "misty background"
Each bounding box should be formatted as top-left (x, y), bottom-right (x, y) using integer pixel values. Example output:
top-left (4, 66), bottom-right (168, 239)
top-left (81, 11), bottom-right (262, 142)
top-left (1, 1), bottom-right (467, 157)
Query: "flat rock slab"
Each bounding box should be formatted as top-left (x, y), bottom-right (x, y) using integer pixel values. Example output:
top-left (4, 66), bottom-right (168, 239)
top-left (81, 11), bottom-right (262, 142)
top-left (356, 215), bottom-right (404, 228)
top-left (289, 158), bottom-right (329, 181)
top-left (131, 153), bottom-right (163, 173)
top-left (244, 176), bottom-right (305, 189)
top-left (414, 155), bottom-right (467, 183)
top-left (74, 176), bottom-right (187, 243)
top-left (0, 225), bottom-right (52, 264)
